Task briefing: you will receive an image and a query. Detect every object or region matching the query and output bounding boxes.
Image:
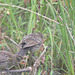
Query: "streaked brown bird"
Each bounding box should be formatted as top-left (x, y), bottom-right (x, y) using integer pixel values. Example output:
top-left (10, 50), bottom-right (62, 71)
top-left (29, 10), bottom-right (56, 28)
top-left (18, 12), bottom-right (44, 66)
top-left (17, 33), bottom-right (43, 57)
top-left (0, 51), bottom-right (22, 71)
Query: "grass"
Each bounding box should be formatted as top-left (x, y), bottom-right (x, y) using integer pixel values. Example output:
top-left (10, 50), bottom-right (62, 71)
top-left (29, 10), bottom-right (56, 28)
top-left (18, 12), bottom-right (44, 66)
top-left (0, 0), bottom-right (74, 75)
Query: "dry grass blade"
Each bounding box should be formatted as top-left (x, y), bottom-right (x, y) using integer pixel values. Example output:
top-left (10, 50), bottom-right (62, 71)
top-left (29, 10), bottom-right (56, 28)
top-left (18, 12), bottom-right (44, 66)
top-left (29, 44), bottom-right (47, 75)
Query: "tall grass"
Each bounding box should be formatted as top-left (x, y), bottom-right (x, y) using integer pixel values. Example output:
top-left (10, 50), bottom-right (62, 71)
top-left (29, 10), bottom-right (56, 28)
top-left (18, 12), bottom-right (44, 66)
top-left (0, 0), bottom-right (74, 75)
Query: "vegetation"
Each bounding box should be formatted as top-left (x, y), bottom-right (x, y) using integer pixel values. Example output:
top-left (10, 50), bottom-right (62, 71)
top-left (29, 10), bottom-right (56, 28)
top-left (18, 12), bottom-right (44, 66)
top-left (0, 0), bottom-right (74, 75)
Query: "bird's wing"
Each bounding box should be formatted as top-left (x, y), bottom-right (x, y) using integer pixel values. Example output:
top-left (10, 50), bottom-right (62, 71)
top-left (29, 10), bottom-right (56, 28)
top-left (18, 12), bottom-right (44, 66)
top-left (20, 38), bottom-right (40, 48)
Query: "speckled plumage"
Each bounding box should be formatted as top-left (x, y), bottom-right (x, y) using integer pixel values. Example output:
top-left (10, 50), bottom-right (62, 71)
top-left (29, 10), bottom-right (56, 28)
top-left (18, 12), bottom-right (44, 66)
top-left (0, 51), bottom-right (22, 71)
top-left (17, 33), bottom-right (43, 56)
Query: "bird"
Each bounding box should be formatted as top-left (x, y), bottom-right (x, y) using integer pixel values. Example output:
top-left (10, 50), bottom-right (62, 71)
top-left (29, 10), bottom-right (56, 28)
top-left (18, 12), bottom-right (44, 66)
top-left (17, 33), bottom-right (44, 57)
top-left (0, 51), bottom-right (23, 71)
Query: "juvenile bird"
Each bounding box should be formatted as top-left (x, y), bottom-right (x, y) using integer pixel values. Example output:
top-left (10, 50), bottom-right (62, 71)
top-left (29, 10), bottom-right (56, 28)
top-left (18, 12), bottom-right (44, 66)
top-left (0, 51), bottom-right (22, 71)
top-left (17, 33), bottom-right (43, 57)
